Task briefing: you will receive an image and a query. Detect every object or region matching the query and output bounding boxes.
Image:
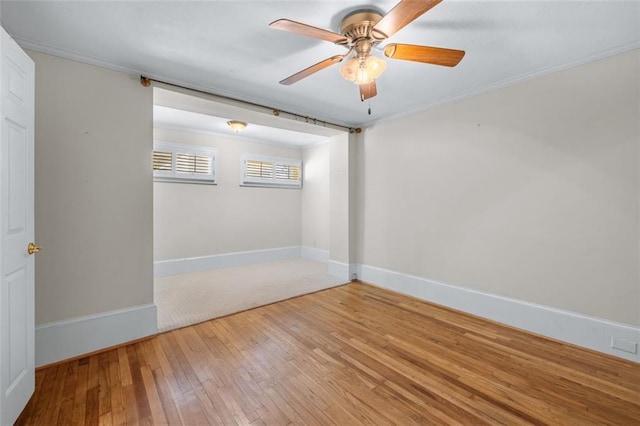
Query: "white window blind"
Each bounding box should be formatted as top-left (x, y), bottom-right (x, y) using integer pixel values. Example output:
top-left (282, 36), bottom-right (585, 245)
top-left (153, 142), bottom-right (217, 184)
top-left (241, 154), bottom-right (302, 188)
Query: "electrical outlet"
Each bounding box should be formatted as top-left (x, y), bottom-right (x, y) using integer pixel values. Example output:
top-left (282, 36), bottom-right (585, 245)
top-left (610, 337), bottom-right (638, 354)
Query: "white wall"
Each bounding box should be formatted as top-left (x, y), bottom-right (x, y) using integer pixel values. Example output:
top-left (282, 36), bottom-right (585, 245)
top-left (301, 143), bottom-right (329, 251)
top-left (153, 128), bottom-right (302, 261)
top-left (357, 49), bottom-right (639, 326)
top-left (29, 51), bottom-right (155, 365)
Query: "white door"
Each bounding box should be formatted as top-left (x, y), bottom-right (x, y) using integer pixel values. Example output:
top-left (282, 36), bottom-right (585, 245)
top-left (0, 26), bottom-right (35, 425)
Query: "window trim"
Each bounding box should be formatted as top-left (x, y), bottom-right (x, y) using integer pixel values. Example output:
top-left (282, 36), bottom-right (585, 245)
top-left (240, 153), bottom-right (302, 189)
top-left (153, 141), bottom-right (217, 184)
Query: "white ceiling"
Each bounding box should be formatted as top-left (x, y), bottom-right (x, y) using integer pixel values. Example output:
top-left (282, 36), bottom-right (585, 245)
top-left (3, 1), bottom-right (639, 127)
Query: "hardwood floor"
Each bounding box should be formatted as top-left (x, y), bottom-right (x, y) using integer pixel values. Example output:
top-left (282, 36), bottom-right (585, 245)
top-left (17, 282), bottom-right (640, 425)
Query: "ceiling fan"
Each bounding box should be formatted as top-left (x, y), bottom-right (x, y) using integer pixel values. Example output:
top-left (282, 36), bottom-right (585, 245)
top-left (269, 0), bottom-right (465, 102)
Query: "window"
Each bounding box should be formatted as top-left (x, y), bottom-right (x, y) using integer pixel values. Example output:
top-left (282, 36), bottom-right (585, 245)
top-left (153, 142), bottom-right (217, 184)
top-left (241, 154), bottom-right (302, 188)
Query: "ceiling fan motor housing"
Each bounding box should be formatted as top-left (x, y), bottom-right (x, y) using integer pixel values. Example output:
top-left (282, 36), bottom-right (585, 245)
top-left (340, 11), bottom-right (384, 41)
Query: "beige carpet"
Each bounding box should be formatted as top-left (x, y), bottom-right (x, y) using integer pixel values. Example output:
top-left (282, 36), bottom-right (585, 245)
top-left (154, 258), bottom-right (346, 332)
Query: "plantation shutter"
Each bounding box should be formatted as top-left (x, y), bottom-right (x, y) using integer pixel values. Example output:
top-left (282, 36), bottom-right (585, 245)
top-left (241, 154), bottom-right (302, 188)
top-left (153, 142), bottom-right (217, 184)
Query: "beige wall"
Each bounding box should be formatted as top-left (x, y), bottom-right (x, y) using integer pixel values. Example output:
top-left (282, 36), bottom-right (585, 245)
top-left (153, 128), bottom-right (302, 260)
top-left (301, 143), bottom-right (330, 251)
top-left (30, 51), bottom-right (154, 324)
top-left (357, 49), bottom-right (639, 325)
top-left (329, 133), bottom-right (351, 264)
top-left (349, 132), bottom-right (360, 264)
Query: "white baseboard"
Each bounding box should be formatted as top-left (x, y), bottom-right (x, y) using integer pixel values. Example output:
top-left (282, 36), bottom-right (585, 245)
top-left (155, 246), bottom-right (302, 277)
top-left (328, 260), bottom-right (357, 281)
top-left (301, 246), bottom-right (329, 264)
top-left (35, 304), bottom-right (157, 367)
top-left (358, 264), bottom-right (640, 363)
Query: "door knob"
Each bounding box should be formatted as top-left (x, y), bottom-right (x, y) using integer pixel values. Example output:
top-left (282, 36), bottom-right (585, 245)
top-left (27, 242), bottom-right (41, 255)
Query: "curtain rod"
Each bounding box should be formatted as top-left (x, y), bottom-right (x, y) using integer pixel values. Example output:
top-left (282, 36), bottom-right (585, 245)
top-left (140, 76), bottom-right (361, 134)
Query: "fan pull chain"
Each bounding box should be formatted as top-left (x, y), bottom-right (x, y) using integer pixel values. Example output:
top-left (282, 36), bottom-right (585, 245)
top-left (368, 99), bottom-right (372, 115)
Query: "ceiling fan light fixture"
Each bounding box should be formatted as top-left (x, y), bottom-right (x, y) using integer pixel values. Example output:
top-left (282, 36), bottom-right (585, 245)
top-left (227, 120), bottom-right (247, 132)
top-left (339, 57), bottom-right (359, 81)
top-left (363, 55), bottom-right (387, 80)
top-left (355, 65), bottom-right (373, 85)
top-left (339, 55), bottom-right (386, 85)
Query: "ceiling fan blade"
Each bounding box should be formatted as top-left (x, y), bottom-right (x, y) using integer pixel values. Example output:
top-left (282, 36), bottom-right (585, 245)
top-left (384, 43), bottom-right (465, 66)
top-left (270, 19), bottom-right (347, 44)
top-left (280, 55), bottom-right (345, 85)
top-left (372, 0), bottom-right (442, 39)
top-left (359, 81), bottom-right (377, 101)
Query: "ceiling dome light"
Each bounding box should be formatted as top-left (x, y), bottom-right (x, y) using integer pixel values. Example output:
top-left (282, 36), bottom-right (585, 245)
top-left (227, 120), bottom-right (247, 132)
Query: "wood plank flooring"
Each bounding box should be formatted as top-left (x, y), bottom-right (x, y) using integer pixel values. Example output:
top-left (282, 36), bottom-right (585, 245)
top-left (17, 282), bottom-right (640, 425)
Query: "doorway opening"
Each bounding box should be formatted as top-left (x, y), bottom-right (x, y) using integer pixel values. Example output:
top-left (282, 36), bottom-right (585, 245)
top-left (152, 88), bottom-right (346, 331)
